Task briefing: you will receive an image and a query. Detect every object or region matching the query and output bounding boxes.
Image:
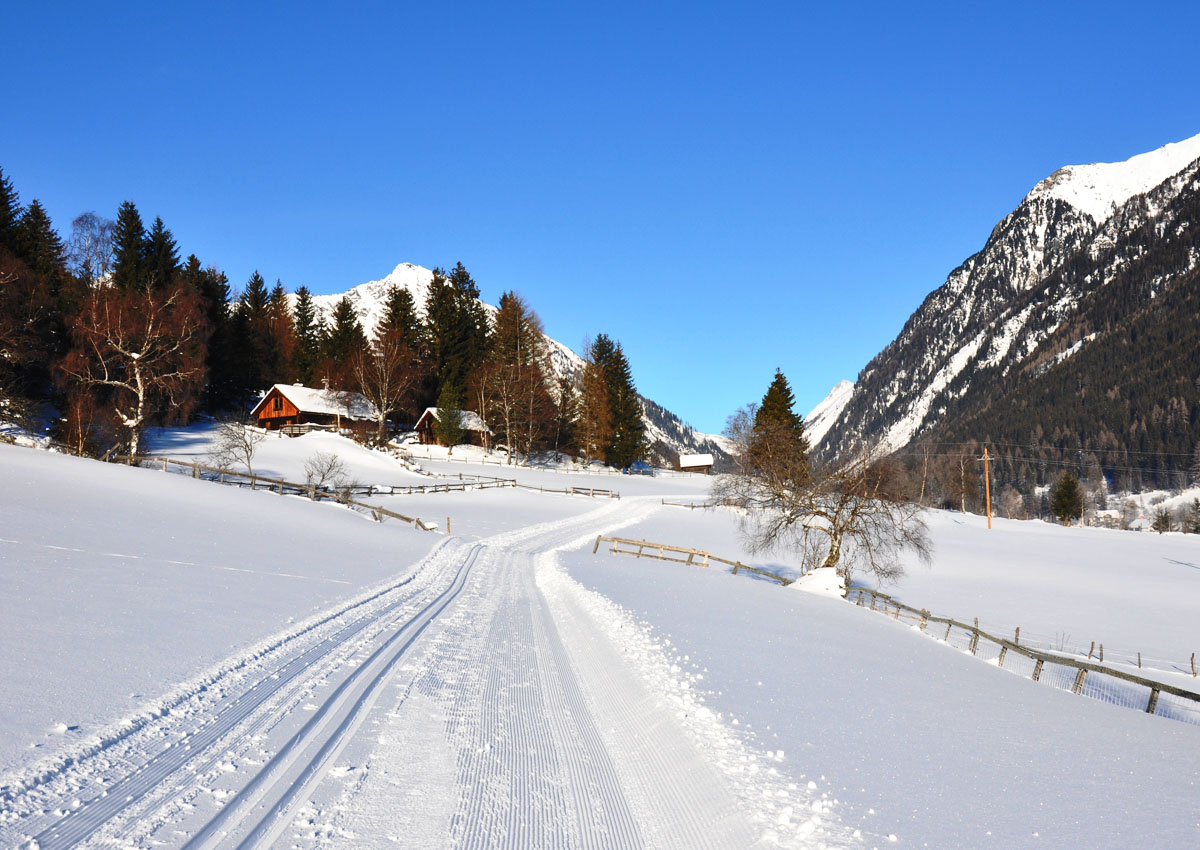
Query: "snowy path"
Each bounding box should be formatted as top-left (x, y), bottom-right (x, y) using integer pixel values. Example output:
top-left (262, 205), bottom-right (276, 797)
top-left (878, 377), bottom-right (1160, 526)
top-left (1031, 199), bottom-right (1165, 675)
top-left (2, 498), bottom-right (848, 849)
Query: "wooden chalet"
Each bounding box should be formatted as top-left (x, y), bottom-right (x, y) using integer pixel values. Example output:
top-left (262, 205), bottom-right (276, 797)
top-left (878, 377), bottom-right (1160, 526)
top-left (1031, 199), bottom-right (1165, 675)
top-left (678, 453), bottom-right (714, 474)
top-left (413, 407), bottom-right (493, 447)
top-left (250, 383), bottom-right (378, 434)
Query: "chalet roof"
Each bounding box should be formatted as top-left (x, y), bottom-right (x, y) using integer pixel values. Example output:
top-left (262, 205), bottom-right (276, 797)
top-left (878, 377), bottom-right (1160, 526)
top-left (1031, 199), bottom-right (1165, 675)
top-left (415, 407), bottom-right (492, 434)
top-left (253, 383), bottom-right (378, 421)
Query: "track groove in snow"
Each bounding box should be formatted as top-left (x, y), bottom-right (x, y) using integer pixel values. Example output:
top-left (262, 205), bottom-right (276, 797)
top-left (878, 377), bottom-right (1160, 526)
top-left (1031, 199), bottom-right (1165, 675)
top-left (0, 540), bottom-right (475, 849)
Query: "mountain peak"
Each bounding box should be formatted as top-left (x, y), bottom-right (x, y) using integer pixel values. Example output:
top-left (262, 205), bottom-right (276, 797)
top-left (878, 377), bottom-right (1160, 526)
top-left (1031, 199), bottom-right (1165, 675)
top-left (1027, 131), bottom-right (1200, 222)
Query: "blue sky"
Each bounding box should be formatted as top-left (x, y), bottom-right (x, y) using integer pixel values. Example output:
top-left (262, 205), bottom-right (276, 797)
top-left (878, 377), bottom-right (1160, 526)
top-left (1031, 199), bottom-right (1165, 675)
top-left (5, 1), bottom-right (1199, 433)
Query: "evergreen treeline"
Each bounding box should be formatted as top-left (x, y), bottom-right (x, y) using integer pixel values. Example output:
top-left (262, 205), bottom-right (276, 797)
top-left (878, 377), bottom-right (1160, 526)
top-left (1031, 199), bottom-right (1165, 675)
top-left (0, 168), bottom-right (647, 466)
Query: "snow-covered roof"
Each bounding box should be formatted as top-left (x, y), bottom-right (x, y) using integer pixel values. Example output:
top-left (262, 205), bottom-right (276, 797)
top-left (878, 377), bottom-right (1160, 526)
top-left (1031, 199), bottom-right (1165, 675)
top-left (417, 407), bottom-right (492, 434)
top-left (258, 384), bottom-right (378, 421)
top-left (678, 453), bottom-right (714, 468)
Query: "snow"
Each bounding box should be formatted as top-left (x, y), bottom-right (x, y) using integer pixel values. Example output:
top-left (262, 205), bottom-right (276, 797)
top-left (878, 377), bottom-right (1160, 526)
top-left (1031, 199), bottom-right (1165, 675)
top-left (1029, 131), bottom-right (1200, 223)
top-left (804, 379), bottom-right (854, 447)
top-left (2, 435), bottom-right (1199, 849)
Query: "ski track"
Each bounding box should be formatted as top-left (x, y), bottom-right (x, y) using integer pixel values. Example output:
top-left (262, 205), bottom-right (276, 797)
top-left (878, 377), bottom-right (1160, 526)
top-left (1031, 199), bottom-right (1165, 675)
top-left (3, 496), bottom-right (857, 849)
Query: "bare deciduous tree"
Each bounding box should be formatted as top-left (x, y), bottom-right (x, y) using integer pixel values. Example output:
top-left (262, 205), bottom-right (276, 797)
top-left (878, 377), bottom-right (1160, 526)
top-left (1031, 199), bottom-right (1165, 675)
top-left (714, 439), bottom-right (931, 588)
top-left (304, 450), bottom-right (347, 490)
top-left (57, 283), bottom-right (206, 457)
top-left (209, 420), bottom-right (267, 475)
top-left (66, 212), bottom-right (115, 285)
top-left (352, 336), bottom-right (424, 444)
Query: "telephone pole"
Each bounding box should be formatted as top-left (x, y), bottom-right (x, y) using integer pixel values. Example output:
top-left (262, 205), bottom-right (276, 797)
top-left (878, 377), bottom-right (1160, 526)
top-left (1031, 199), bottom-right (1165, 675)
top-left (982, 447), bottom-right (993, 529)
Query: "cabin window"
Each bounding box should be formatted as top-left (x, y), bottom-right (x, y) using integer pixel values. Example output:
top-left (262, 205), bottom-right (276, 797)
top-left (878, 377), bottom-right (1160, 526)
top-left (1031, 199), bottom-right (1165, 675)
top-left (273, 396), bottom-right (283, 411)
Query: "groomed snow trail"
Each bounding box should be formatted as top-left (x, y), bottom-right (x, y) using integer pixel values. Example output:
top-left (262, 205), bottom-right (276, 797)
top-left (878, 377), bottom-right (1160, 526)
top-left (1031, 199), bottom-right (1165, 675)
top-left (3, 497), bottom-right (855, 849)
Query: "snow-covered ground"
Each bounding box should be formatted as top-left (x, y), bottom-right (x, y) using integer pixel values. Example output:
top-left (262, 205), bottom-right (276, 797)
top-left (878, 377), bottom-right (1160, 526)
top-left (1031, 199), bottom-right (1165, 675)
top-left (2, 434), bottom-right (1198, 849)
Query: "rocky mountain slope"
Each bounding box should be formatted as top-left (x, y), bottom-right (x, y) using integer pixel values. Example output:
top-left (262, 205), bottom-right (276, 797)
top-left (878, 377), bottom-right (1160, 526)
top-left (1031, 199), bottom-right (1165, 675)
top-left (815, 133), bottom-right (1200, 489)
top-left (301, 263), bottom-right (731, 468)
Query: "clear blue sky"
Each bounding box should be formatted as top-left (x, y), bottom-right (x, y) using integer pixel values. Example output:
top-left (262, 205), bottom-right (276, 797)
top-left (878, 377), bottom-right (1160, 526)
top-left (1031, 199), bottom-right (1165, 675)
top-left (5, 1), bottom-right (1199, 433)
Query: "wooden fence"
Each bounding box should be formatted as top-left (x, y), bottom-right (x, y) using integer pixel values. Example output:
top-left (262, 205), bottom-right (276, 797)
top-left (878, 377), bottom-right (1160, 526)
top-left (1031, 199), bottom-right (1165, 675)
top-left (592, 535), bottom-right (792, 586)
top-left (114, 455), bottom-right (437, 532)
top-left (847, 586), bottom-right (1200, 724)
top-left (419, 470), bottom-right (619, 499)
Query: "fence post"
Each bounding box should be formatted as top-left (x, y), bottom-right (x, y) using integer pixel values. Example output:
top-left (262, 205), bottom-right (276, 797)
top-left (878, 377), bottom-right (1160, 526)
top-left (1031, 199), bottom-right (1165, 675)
top-left (1071, 668), bottom-right (1088, 695)
top-left (1193, 653), bottom-right (1197, 678)
top-left (1088, 641), bottom-right (1095, 660)
top-left (593, 535), bottom-right (602, 554)
top-left (998, 645), bottom-right (1008, 668)
top-left (1146, 688), bottom-right (1160, 715)
top-left (1014, 627), bottom-right (1020, 646)
top-left (969, 618), bottom-right (980, 655)
top-left (1032, 659), bottom-right (1044, 682)
top-left (919, 609), bottom-right (929, 631)
top-left (162, 458), bottom-right (167, 472)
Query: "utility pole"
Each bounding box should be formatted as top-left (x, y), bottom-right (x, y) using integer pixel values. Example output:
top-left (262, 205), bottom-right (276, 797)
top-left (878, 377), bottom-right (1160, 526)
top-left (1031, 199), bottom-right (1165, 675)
top-left (982, 447), bottom-right (993, 529)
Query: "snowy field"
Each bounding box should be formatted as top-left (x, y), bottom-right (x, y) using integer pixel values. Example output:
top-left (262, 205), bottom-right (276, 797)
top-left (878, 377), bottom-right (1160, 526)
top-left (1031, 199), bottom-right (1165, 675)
top-left (1, 432), bottom-right (1198, 849)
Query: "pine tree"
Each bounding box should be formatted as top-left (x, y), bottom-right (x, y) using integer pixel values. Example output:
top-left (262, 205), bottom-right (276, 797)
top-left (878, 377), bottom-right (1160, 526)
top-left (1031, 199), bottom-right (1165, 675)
top-left (1050, 472), bottom-right (1085, 526)
top-left (0, 166), bottom-right (22, 253)
top-left (292, 286), bottom-right (322, 384)
top-left (434, 381), bottom-right (466, 450)
top-left (423, 263), bottom-right (491, 396)
top-left (321, 296), bottom-right (368, 384)
top-left (591, 334), bottom-right (645, 469)
top-left (375, 284), bottom-right (421, 349)
top-left (14, 200), bottom-right (66, 278)
top-left (144, 216), bottom-right (180, 290)
top-left (266, 281), bottom-right (296, 383)
top-left (110, 201), bottom-right (147, 292)
top-left (181, 255), bottom-right (234, 411)
top-left (750, 369), bottom-right (809, 483)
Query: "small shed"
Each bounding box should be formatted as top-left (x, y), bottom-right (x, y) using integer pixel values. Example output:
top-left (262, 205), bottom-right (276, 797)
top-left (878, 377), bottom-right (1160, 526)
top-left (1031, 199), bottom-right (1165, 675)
top-left (250, 383), bottom-right (378, 433)
top-left (414, 407), bottom-right (492, 447)
top-left (678, 452), bottom-right (714, 474)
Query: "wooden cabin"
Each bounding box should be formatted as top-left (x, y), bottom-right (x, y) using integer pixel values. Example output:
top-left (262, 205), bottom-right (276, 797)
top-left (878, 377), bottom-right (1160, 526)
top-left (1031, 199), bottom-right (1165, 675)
top-left (413, 407), bottom-right (492, 447)
top-left (678, 453), bottom-right (714, 474)
top-left (250, 383), bottom-right (378, 433)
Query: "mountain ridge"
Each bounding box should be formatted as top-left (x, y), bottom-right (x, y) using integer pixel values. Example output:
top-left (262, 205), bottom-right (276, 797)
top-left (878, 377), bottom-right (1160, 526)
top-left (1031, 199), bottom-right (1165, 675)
top-left (813, 131), bottom-right (1200, 491)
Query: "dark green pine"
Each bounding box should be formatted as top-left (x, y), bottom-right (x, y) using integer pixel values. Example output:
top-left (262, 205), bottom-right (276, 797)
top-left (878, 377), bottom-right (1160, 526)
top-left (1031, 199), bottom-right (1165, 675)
top-left (110, 201), bottom-right (147, 292)
top-left (144, 216), bottom-right (180, 289)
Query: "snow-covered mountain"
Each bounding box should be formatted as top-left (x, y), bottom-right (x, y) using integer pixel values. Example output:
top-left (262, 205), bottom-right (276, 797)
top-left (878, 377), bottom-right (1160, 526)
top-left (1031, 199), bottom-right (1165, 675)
top-left (804, 379), bottom-right (854, 448)
top-left (816, 131), bottom-right (1200, 475)
top-left (299, 263), bottom-right (731, 467)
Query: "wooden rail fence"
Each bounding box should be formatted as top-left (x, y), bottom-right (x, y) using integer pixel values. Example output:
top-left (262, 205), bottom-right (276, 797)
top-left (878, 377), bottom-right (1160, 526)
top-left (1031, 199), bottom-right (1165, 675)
top-left (114, 455), bottom-right (437, 532)
top-left (592, 535), bottom-right (793, 586)
top-left (847, 586), bottom-right (1200, 724)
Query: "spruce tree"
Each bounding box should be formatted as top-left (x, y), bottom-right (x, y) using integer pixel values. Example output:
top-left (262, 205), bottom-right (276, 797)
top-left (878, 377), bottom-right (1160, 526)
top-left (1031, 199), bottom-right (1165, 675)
top-left (181, 255), bottom-right (235, 411)
top-left (591, 334), bottom-right (645, 469)
top-left (0, 167), bottom-right (24, 254)
top-left (15, 200), bottom-right (66, 278)
top-left (375, 284), bottom-right (421, 349)
top-left (111, 201), bottom-right (147, 292)
top-left (144, 216), bottom-right (180, 290)
top-left (750, 369), bottom-right (809, 483)
top-left (434, 381), bottom-right (466, 450)
top-left (292, 286), bottom-right (323, 384)
top-left (1050, 472), bottom-right (1085, 526)
top-left (321, 296), bottom-right (368, 381)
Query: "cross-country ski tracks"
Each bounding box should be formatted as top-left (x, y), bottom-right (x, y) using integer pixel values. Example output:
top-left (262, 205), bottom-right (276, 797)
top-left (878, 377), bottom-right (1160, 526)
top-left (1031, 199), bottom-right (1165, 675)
top-left (0, 539), bottom-right (475, 849)
top-left (303, 497), bottom-right (856, 849)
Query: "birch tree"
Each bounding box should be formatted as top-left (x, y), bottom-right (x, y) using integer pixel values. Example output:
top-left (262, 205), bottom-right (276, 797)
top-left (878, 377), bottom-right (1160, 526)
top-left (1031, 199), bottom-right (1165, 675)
top-left (58, 283), bottom-right (206, 457)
